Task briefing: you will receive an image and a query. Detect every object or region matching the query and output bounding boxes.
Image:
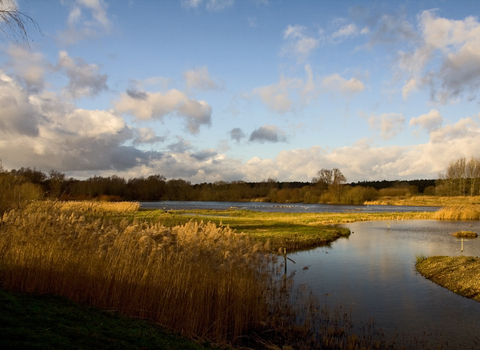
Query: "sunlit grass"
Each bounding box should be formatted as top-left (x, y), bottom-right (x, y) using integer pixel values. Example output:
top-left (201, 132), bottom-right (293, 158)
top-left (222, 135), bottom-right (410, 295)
top-left (365, 195), bottom-right (480, 207)
top-left (433, 204), bottom-right (480, 220)
top-left (0, 204), bottom-right (272, 343)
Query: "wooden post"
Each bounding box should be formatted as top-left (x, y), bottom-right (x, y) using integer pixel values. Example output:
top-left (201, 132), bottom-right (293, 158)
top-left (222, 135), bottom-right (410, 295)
top-left (456, 238), bottom-right (469, 252)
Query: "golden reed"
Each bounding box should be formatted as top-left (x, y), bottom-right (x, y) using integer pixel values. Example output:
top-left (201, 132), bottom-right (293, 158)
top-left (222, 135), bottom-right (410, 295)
top-left (0, 202), bottom-right (273, 342)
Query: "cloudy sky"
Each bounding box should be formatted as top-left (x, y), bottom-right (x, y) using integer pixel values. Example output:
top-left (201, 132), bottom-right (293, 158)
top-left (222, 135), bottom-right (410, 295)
top-left (1, 0), bottom-right (480, 183)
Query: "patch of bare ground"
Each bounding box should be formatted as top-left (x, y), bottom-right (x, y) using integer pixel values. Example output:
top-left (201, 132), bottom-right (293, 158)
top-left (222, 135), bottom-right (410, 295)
top-left (416, 256), bottom-right (480, 301)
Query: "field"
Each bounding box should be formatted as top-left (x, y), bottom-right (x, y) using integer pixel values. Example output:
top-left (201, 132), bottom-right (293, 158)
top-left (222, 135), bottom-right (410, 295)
top-left (1, 199), bottom-right (480, 349)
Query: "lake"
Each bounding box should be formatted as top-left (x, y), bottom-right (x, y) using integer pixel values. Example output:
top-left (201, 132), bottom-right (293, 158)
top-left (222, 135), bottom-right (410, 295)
top-left (290, 220), bottom-right (480, 349)
top-left (140, 200), bottom-right (440, 213)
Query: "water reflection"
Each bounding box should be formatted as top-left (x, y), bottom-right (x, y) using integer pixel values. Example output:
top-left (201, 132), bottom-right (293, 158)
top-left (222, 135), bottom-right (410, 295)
top-left (289, 220), bottom-right (480, 349)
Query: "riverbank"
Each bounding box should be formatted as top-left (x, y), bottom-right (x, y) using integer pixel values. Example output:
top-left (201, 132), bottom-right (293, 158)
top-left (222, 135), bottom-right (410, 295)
top-left (416, 256), bottom-right (480, 301)
top-left (133, 209), bottom-right (437, 250)
top-left (365, 195), bottom-right (480, 207)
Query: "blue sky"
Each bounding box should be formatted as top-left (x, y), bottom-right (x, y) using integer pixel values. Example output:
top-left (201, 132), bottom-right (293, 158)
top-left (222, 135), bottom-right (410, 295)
top-left (1, 0), bottom-right (480, 183)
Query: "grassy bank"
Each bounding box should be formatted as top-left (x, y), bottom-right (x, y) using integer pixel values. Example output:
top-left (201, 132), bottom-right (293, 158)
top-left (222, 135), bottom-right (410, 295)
top-left (0, 289), bottom-right (212, 350)
top-left (365, 195), bottom-right (480, 207)
top-left (416, 256), bottom-right (480, 301)
top-left (133, 208), bottom-right (437, 251)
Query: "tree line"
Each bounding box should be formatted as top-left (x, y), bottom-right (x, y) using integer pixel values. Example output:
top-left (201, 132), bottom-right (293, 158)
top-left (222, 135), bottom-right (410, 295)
top-left (2, 156), bottom-right (478, 205)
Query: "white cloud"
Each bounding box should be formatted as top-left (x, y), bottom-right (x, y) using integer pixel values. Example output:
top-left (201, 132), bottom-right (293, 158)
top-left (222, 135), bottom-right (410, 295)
top-left (399, 10), bottom-right (480, 103)
top-left (369, 113), bottom-right (405, 140)
top-left (114, 88), bottom-right (212, 134)
top-left (252, 75), bottom-right (300, 113)
top-left (409, 109), bottom-right (443, 132)
top-left (58, 0), bottom-right (112, 45)
top-left (0, 69), bottom-right (157, 172)
top-left (133, 127), bottom-right (165, 145)
top-left (282, 24), bottom-right (320, 61)
top-left (57, 51), bottom-right (108, 98)
top-left (332, 23), bottom-right (359, 38)
top-left (183, 67), bottom-right (220, 91)
top-left (429, 117), bottom-right (478, 143)
top-left (321, 74), bottom-right (365, 95)
top-left (7, 45), bottom-right (47, 91)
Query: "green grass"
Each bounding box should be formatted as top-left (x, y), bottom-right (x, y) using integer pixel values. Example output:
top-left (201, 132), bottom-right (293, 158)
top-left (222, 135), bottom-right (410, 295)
top-left (131, 208), bottom-right (436, 250)
top-left (0, 288), bottom-right (214, 350)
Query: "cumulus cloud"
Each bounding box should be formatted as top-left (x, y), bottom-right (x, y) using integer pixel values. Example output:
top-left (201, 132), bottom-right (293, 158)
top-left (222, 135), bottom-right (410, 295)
top-left (249, 125), bottom-right (287, 143)
top-left (190, 149), bottom-right (218, 161)
top-left (58, 0), bottom-right (112, 45)
top-left (230, 127), bottom-right (245, 142)
top-left (57, 51), bottom-right (108, 98)
top-left (181, 0), bottom-right (234, 11)
top-left (369, 113), bottom-right (405, 140)
top-left (133, 127), bottom-right (165, 145)
top-left (398, 10), bottom-right (480, 103)
top-left (409, 109), bottom-right (443, 132)
top-left (7, 45), bottom-right (48, 92)
top-left (252, 75), bottom-right (300, 113)
top-left (321, 74), bottom-right (365, 95)
top-left (0, 69), bottom-right (160, 172)
top-left (114, 88), bottom-right (212, 134)
top-left (282, 25), bottom-right (320, 61)
top-left (183, 67), bottom-right (220, 91)
top-left (0, 72), bottom-right (40, 137)
top-left (429, 117), bottom-right (478, 144)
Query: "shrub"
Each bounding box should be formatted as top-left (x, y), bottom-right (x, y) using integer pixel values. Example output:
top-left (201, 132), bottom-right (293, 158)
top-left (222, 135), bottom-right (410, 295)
top-left (0, 172), bottom-right (43, 215)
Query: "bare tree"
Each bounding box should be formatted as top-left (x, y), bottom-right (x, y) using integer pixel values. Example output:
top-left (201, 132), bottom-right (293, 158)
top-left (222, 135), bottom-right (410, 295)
top-left (0, 0), bottom-right (40, 44)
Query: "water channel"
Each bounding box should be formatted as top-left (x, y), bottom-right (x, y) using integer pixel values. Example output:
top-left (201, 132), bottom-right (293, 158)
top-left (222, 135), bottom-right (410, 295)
top-left (141, 201), bottom-right (480, 348)
top-left (291, 220), bottom-right (480, 349)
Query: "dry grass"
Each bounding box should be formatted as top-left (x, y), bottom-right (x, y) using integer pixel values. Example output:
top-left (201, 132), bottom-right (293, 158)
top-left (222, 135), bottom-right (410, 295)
top-left (433, 204), bottom-right (480, 220)
top-left (365, 195), bottom-right (480, 207)
top-left (452, 230), bottom-right (478, 238)
top-left (416, 256), bottom-right (480, 301)
top-left (0, 203), bottom-right (272, 343)
top-left (55, 200), bottom-right (140, 214)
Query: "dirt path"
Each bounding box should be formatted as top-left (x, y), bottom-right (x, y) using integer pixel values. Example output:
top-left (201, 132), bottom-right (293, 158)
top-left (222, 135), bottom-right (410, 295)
top-left (416, 256), bottom-right (480, 301)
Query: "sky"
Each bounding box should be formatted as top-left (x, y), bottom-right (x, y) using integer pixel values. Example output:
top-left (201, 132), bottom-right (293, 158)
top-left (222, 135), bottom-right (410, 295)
top-left (1, 0), bottom-right (480, 183)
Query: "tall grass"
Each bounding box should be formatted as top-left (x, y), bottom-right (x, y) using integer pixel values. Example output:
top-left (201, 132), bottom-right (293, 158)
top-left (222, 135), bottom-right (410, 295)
top-left (57, 200), bottom-right (140, 214)
top-left (433, 204), bottom-right (480, 220)
top-left (0, 203), bottom-right (272, 342)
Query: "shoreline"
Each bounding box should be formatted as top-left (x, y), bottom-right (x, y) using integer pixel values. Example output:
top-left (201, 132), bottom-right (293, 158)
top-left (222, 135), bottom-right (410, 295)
top-left (416, 256), bottom-right (480, 301)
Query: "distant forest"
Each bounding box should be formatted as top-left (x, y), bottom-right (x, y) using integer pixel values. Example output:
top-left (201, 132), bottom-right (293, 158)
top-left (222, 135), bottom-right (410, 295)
top-left (5, 165), bottom-right (440, 205)
top-left (5, 156), bottom-right (478, 204)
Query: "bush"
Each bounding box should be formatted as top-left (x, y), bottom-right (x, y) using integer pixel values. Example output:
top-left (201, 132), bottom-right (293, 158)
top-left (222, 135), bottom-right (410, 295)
top-left (0, 172), bottom-right (43, 214)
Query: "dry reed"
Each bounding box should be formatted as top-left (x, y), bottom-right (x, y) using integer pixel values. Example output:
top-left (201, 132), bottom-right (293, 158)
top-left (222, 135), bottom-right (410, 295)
top-left (55, 200), bottom-right (140, 214)
top-left (0, 203), bottom-right (272, 342)
top-left (433, 204), bottom-right (480, 220)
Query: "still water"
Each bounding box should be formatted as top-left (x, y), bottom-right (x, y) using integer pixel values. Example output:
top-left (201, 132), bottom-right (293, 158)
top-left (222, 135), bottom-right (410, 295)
top-left (140, 201), bottom-right (440, 213)
top-left (290, 220), bottom-right (480, 349)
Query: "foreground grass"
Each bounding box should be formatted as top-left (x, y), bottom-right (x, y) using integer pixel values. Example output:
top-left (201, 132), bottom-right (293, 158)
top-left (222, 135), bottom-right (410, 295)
top-left (416, 256), bottom-right (480, 301)
top-left (0, 289), bottom-right (212, 350)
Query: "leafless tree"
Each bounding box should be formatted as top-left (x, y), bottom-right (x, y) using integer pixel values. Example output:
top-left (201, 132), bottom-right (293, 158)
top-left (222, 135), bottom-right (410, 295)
top-left (0, 0), bottom-right (40, 44)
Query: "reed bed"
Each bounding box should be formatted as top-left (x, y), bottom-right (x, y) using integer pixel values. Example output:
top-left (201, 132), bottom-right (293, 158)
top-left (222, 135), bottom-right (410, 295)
top-left (55, 200), bottom-right (140, 214)
top-left (0, 204), bottom-right (272, 343)
top-left (433, 204), bottom-right (480, 220)
top-left (365, 195), bottom-right (480, 207)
